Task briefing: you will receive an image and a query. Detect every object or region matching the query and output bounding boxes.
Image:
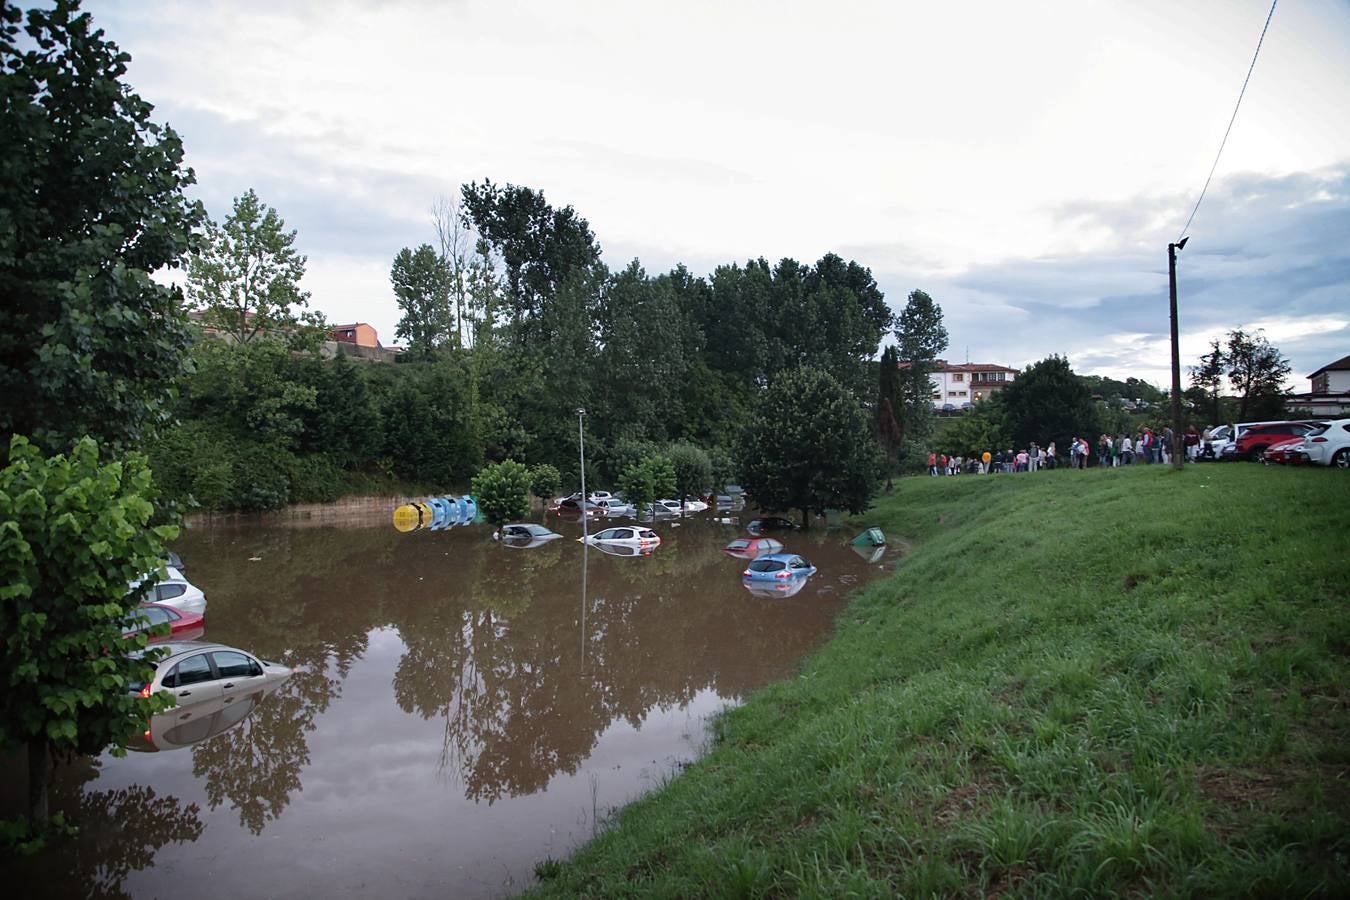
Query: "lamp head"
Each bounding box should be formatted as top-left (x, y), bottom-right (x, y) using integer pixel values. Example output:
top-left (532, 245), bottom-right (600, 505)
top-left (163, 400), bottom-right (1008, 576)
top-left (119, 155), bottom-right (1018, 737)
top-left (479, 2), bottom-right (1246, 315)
top-left (1176, 236), bottom-right (1189, 251)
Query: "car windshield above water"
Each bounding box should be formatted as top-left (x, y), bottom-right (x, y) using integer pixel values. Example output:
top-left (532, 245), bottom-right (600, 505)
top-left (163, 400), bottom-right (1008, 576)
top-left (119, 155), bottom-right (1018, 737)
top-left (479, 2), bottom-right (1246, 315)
top-left (747, 558), bottom-right (786, 572)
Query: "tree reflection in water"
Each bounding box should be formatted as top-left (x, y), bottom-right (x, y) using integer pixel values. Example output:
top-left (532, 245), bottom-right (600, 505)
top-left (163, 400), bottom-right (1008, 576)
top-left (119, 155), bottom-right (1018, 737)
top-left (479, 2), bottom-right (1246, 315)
top-left (388, 524), bottom-right (836, 803)
top-left (21, 757), bottom-right (206, 900)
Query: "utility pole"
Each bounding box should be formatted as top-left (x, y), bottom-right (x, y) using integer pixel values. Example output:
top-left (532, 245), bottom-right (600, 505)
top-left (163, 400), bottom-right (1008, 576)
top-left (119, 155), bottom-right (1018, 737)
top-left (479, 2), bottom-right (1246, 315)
top-left (1168, 238), bottom-right (1188, 472)
top-left (577, 408), bottom-right (588, 538)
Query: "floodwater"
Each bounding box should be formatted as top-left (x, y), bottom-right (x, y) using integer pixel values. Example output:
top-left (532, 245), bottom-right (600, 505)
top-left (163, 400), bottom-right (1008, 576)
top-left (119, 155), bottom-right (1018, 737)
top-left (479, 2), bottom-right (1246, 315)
top-left (1, 504), bottom-right (897, 899)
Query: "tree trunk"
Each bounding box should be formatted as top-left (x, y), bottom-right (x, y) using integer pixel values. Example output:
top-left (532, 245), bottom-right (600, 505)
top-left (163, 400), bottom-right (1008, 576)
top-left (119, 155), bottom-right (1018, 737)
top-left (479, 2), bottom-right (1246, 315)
top-left (799, 508), bottom-right (810, 530)
top-left (28, 736), bottom-right (49, 826)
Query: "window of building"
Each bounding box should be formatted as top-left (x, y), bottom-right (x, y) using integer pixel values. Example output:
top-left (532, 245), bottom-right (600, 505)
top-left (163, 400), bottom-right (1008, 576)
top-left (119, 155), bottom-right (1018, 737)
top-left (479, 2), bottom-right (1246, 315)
top-left (957, 390), bottom-right (967, 397)
top-left (997, 372), bottom-right (1006, 381)
top-left (952, 373), bottom-right (963, 382)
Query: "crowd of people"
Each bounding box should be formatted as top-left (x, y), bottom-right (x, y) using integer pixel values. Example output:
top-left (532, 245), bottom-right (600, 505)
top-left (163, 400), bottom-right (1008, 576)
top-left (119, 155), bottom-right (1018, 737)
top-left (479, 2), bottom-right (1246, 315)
top-left (929, 425), bottom-right (1205, 475)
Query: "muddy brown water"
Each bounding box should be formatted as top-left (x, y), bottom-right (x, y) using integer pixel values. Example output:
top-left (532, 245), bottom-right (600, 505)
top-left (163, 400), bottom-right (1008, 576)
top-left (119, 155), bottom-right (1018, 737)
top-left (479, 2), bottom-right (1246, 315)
top-left (1, 506), bottom-right (896, 898)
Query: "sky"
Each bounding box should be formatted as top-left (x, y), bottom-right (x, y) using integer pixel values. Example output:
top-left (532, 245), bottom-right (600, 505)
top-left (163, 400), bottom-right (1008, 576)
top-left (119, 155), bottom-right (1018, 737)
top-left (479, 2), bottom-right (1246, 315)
top-left (97, 0), bottom-right (1350, 390)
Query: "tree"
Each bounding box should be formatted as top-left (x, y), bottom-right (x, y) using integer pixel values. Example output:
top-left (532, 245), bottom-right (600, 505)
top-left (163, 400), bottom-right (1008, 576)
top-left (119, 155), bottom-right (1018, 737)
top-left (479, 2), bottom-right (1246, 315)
top-left (391, 244), bottom-right (452, 355)
top-left (187, 189), bottom-right (320, 346)
top-left (432, 195), bottom-right (475, 348)
top-left (529, 463), bottom-right (561, 509)
top-left (470, 459), bottom-right (531, 524)
top-left (666, 442), bottom-right (712, 508)
top-left (459, 179), bottom-right (602, 345)
top-left (893, 290), bottom-right (949, 448)
top-left (1188, 339), bottom-right (1226, 425)
top-left (618, 455), bottom-right (677, 518)
top-left (877, 397), bottom-right (902, 489)
top-left (1225, 329), bottom-right (1291, 422)
top-left (0, 436), bottom-right (176, 825)
top-left (941, 392), bottom-right (1011, 458)
top-left (0, 0), bottom-right (202, 455)
top-left (738, 367), bottom-right (881, 528)
top-left (997, 355), bottom-right (1098, 453)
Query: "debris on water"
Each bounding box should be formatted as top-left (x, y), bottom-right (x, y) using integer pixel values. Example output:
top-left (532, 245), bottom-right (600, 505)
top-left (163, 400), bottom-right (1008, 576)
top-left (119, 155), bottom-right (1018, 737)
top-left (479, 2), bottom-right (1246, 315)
top-left (248, 555), bottom-right (262, 561)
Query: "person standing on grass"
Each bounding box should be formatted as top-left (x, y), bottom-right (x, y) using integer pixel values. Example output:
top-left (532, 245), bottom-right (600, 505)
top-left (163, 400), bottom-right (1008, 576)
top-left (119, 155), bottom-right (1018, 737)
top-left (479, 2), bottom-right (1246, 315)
top-left (1121, 434), bottom-right (1133, 465)
top-left (1162, 427), bottom-right (1174, 465)
top-left (1029, 442), bottom-right (1040, 472)
top-left (1185, 425), bottom-right (1200, 461)
top-left (1046, 440), bottom-right (1057, 469)
top-left (928, 451), bottom-right (937, 476)
top-left (1069, 437), bottom-right (1080, 469)
top-left (1139, 427), bottom-right (1153, 464)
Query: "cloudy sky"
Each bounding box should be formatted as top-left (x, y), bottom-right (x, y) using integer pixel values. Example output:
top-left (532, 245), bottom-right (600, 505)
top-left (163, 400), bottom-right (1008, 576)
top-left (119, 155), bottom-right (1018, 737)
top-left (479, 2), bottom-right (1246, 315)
top-left (99, 0), bottom-right (1350, 389)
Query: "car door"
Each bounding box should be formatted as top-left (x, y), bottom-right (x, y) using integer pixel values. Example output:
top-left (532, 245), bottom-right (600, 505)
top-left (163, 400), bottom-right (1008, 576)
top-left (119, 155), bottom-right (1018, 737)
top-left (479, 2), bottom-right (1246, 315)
top-left (160, 652), bottom-right (223, 709)
top-left (210, 650), bottom-right (268, 704)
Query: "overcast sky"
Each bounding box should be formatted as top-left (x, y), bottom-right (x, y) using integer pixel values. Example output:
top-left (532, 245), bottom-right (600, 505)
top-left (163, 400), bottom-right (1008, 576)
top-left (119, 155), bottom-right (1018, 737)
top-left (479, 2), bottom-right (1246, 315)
top-left (99, 0), bottom-right (1350, 390)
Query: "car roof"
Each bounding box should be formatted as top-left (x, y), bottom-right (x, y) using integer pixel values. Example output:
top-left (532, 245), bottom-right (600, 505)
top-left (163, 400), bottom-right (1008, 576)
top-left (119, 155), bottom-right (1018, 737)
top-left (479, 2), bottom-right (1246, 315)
top-left (756, 553), bottom-right (800, 563)
top-left (131, 640), bottom-right (230, 661)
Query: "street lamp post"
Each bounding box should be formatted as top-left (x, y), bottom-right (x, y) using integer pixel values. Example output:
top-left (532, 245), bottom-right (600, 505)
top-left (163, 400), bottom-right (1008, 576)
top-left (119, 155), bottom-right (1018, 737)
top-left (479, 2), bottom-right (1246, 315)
top-left (1168, 237), bottom-right (1189, 472)
top-left (577, 408), bottom-right (588, 538)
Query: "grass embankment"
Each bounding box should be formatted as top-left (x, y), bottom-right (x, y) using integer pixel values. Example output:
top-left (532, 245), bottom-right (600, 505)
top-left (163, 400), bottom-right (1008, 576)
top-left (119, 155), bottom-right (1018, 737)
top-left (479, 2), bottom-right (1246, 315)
top-left (529, 465), bottom-right (1349, 897)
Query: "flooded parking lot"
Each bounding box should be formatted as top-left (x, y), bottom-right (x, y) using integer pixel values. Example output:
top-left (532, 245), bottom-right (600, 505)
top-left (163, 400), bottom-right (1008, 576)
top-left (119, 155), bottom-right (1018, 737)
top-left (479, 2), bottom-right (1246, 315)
top-left (2, 506), bottom-right (896, 898)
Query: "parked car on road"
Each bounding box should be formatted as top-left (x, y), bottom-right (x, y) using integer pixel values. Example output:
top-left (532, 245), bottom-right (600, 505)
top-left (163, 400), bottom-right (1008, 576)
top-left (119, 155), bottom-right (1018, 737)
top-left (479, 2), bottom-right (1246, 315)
top-left (580, 526), bottom-right (662, 549)
top-left (722, 537), bottom-right (784, 559)
top-left (129, 642), bottom-right (291, 710)
top-left (1235, 421), bottom-right (1325, 461)
top-left (122, 603), bottom-right (205, 643)
top-left (741, 553), bottom-right (817, 581)
top-left (128, 566), bottom-right (206, 616)
top-left (1303, 418), bottom-right (1350, 468)
top-left (1261, 437), bottom-right (1310, 466)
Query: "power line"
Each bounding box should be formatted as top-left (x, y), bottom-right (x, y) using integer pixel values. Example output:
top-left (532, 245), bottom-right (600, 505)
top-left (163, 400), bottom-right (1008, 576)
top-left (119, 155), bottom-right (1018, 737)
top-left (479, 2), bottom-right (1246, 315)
top-left (1177, 0), bottom-right (1279, 241)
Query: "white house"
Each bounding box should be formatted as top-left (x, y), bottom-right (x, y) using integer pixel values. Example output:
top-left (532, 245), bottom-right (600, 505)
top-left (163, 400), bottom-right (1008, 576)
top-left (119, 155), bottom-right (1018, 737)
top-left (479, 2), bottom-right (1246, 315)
top-left (1292, 354), bottom-right (1350, 416)
top-left (922, 361), bottom-right (1018, 410)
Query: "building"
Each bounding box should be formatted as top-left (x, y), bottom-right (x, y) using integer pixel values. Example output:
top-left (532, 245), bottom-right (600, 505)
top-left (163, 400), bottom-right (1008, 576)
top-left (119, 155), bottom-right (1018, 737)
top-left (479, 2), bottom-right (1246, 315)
top-left (901, 359), bottom-right (1018, 410)
top-left (328, 323), bottom-right (382, 349)
top-left (1291, 354), bottom-right (1350, 416)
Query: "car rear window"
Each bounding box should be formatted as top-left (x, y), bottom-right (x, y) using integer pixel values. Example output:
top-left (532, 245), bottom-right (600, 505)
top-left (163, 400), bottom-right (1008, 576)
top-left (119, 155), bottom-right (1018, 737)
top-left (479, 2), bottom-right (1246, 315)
top-left (638, 529), bottom-right (657, 539)
top-left (748, 559), bottom-right (785, 572)
top-left (726, 540), bottom-right (749, 550)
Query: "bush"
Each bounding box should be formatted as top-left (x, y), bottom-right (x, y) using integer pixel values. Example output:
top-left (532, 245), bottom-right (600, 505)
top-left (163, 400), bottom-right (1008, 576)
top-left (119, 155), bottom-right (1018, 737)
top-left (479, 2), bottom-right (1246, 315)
top-left (471, 459), bottom-right (531, 524)
top-left (286, 453), bottom-right (345, 504)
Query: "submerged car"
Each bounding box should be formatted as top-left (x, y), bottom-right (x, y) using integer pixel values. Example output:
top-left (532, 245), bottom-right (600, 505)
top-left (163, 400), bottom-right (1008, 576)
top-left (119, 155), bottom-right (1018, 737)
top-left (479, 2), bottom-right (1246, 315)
top-left (122, 603), bottom-right (205, 643)
top-left (593, 497), bottom-right (636, 516)
top-left (721, 537), bottom-right (785, 559)
top-left (580, 526), bottom-right (662, 549)
top-left (746, 517), bottom-right (798, 534)
top-left (742, 578), bottom-right (809, 599)
top-left (552, 498), bottom-right (602, 516)
top-left (594, 542), bottom-right (655, 558)
top-left (129, 642), bottom-right (292, 711)
top-left (496, 523), bottom-right (562, 544)
top-left (128, 566), bottom-right (206, 616)
top-left (741, 553), bottom-right (817, 581)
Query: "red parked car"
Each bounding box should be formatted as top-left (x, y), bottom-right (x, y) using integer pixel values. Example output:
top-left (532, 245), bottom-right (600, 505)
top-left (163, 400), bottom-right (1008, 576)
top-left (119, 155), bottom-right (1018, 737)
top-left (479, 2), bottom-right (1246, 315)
top-left (122, 602), bottom-right (205, 643)
top-left (1234, 421), bottom-right (1324, 462)
top-left (1262, 436), bottom-right (1310, 465)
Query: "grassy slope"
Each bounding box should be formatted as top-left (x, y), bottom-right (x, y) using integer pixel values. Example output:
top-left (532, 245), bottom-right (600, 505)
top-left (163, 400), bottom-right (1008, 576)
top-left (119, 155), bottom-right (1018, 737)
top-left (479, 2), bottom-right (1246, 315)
top-left (529, 465), bottom-right (1350, 898)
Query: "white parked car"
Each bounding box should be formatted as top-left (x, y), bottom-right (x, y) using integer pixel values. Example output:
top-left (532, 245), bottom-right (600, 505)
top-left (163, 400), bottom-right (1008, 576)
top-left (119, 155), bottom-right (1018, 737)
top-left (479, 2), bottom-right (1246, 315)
top-left (1303, 418), bottom-right (1350, 468)
top-left (579, 526), bottom-right (662, 549)
top-left (587, 491), bottom-right (614, 503)
top-left (129, 566), bottom-right (206, 615)
top-left (129, 641), bottom-right (292, 710)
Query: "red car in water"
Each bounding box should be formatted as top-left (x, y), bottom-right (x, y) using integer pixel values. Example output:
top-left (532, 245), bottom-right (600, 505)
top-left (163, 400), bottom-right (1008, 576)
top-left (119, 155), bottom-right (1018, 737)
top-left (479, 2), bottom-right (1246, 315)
top-left (721, 537), bottom-right (784, 559)
top-left (122, 603), bottom-right (205, 643)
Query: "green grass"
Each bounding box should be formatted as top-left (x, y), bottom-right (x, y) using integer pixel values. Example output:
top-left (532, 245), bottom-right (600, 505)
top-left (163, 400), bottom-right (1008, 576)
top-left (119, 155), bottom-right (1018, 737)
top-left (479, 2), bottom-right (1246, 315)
top-left (526, 465), bottom-right (1350, 898)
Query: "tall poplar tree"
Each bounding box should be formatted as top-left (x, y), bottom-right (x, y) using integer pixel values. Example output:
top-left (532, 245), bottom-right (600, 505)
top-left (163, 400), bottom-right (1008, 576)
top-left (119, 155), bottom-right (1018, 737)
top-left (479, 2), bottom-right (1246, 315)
top-left (893, 290), bottom-right (948, 447)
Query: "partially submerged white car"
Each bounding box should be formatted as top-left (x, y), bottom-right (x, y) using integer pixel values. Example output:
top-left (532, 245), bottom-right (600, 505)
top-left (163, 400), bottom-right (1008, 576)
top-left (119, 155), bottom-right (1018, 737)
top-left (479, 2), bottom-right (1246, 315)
top-left (579, 526), bottom-right (662, 549)
top-left (129, 566), bottom-right (206, 616)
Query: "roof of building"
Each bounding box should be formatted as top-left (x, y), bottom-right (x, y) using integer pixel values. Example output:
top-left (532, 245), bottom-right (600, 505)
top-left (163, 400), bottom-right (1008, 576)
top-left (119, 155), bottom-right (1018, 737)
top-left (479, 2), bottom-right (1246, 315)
top-left (1308, 354), bottom-right (1350, 380)
top-left (329, 323), bottom-right (373, 331)
top-left (899, 359), bottom-right (1018, 374)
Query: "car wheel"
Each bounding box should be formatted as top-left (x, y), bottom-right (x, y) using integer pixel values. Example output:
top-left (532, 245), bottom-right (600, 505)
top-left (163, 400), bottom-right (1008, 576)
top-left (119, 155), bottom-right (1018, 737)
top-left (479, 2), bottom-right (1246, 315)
top-left (1248, 446), bottom-right (1266, 463)
top-left (1335, 448), bottom-right (1349, 469)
